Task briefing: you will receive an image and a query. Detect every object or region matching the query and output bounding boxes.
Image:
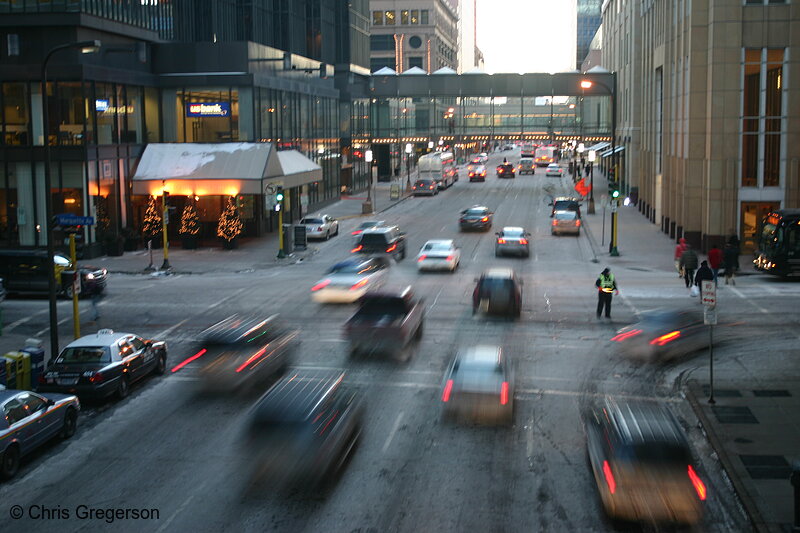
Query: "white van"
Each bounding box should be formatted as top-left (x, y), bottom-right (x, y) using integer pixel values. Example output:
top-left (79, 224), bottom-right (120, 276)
top-left (418, 152), bottom-right (456, 189)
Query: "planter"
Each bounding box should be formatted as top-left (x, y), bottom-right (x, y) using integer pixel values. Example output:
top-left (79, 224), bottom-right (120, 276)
top-left (181, 235), bottom-right (199, 249)
top-left (124, 238), bottom-right (140, 251)
top-left (222, 238), bottom-right (238, 250)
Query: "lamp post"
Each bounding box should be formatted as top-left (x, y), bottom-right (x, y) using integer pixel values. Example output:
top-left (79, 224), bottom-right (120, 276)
top-left (588, 149), bottom-right (597, 214)
top-left (364, 149), bottom-right (374, 213)
top-left (42, 39), bottom-right (101, 361)
top-left (405, 143), bottom-right (413, 191)
top-left (581, 75), bottom-right (618, 255)
top-left (577, 142), bottom-right (585, 183)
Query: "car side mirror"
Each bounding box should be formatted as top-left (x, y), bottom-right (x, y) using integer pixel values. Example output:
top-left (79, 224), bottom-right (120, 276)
top-left (144, 340), bottom-right (153, 348)
top-left (46, 398), bottom-right (55, 407)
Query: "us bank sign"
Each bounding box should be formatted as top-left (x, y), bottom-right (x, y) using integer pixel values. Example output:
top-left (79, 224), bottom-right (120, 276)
top-left (186, 102), bottom-right (230, 117)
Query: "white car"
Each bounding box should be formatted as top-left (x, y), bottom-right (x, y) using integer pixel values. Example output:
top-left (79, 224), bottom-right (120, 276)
top-left (545, 163), bottom-right (563, 177)
top-left (311, 257), bottom-right (390, 303)
top-left (301, 214), bottom-right (339, 240)
top-left (416, 239), bottom-right (461, 272)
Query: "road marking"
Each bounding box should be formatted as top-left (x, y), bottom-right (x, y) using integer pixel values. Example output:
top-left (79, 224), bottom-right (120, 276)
top-left (35, 314), bottom-right (78, 337)
top-left (429, 286), bottom-right (445, 310)
top-left (382, 411), bottom-right (405, 453)
top-left (526, 417), bottom-right (535, 459)
top-left (207, 287), bottom-right (248, 312)
top-left (728, 286), bottom-right (769, 314)
top-left (155, 481), bottom-right (207, 533)
top-left (156, 318), bottom-right (190, 340)
top-left (543, 291), bottom-right (552, 313)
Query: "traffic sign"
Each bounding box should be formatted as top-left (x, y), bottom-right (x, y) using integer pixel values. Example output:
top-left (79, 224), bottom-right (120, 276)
top-left (701, 280), bottom-right (716, 307)
top-left (72, 274), bottom-right (81, 296)
top-left (704, 307), bottom-right (717, 325)
top-left (55, 214), bottom-right (95, 226)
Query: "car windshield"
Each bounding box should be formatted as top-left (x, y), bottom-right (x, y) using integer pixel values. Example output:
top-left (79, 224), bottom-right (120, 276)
top-left (554, 202), bottom-right (578, 211)
top-left (465, 208), bottom-right (487, 216)
top-left (358, 221), bottom-right (382, 230)
top-left (631, 442), bottom-right (692, 465)
top-left (56, 346), bottom-right (111, 364)
top-left (301, 218), bottom-right (323, 225)
top-left (555, 212), bottom-right (577, 220)
top-left (358, 234), bottom-right (389, 246)
top-left (423, 242), bottom-right (451, 251)
top-left (503, 229), bottom-right (524, 237)
top-left (328, 261), bottom-right (371, 274)
top-left (415, 180), bottom-right (433, 186)
top-left (548, 164), bottom-right (559, 169)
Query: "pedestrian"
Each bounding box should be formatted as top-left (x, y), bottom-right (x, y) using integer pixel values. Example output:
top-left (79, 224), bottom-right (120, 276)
top-left (694, 260), bottom-right (714, 288)
top-left (707, 244), bottom-right (723, 280)
top-left (679, 244), bottom-right (699, 288)
top-left (595, 267), bottom-right (618, 320)
top-left (674, 237), bottom-right (688, 278)
top-left (727, 229), bottom-right (740, 252)
top-left (90, 290), bottom-right (104, 321)
top-left (722, 242), bottom-right (739, 285)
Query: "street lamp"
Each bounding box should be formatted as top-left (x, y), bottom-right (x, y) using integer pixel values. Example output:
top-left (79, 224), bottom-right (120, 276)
top-left (42, 39), bottom-right (101, 361)
top-left (576, 142), bottom-right (585, 182)
top-left (364, 149), bottom-right (374, 213)
top-left (405, 143), bottom-right (413, 190)
top-left (588, 149), bottom-right (597, 214)
top-left (580, 76), bottom-right (618, 255)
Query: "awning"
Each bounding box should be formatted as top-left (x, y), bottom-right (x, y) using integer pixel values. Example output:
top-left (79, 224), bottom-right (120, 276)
top-left (132, 143), bottom-right (320, 196)
top-left (586, 141), bottom-right (610, 152)
top-left (601, 146), bottom-right (625, 158)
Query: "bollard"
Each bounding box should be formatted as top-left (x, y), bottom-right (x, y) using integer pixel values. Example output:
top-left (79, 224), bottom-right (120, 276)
top-left (791, 462), bottom-right (800, 532)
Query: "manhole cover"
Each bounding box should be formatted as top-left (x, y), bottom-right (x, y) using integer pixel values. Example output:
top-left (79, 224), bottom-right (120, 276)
top-left (752, 389), bottom-right (791, 397)
top-left (712, 406), bottom-right (758, 424)
top-left (702, 385), bottom-right (742, 397)
top-left (739, 455), bottom-right (791, 479)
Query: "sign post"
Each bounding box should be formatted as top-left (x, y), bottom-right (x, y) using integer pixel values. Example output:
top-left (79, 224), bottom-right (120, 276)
top-left (69, 234), bottom-right (80, 339)
top-left (701, 280), bottom-right (718, 404)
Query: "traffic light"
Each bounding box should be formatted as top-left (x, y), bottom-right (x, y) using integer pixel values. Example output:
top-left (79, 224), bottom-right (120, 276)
top-left (275, 187), bottom-right (284, 203)
top-left (611, 189), bottom-right (620, 199)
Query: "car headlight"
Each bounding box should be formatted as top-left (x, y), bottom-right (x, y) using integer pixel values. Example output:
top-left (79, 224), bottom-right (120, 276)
top-left (86, 273), bottom-right (95, 280)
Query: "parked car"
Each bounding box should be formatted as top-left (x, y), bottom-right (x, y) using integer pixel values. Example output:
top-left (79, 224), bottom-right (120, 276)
top-left (495, 227), bottom-right (530, 257)
top-left (0, 249), bottom-right (107, 298)
top-left (242, 370), bottom-right (365, 489)
top-left (496, 163), bottom-right (516, 179)
top-left (350, 220), bottom-right (385, 243)
top-left (441, 346), bottom-right (514, 426)
top-left (300, 215), bottom-right (339, 240)
top-left (351, 226), bottom-right (407, 262)
top-left (459, 206), bottom-right (493, 232)
top-left (472, 268), bottom-right (522, 319)
top-left (584, 398), bottom-right (706, 525)
top-left (416, 239), bottom-right (460, 272)
top-left (0, 389), bottom-right (80, 479)
top-left (186, 314), bottom-right (298, 394)
top-left (545, 163), bottom-right (564, 177)
top-left (551, 210), bottom-right (581, 236)
top-left (311, 257), bottom-right (390, 303)
top-left (549, 197), bottom-right (582, 218)
top-left (412, 178), bottom-right (439, 196)
top-left (468, 165), bottom-right (487, 182)
top-left (518, 158), bottom-right (535, 175)
top-left (611, 309), bottom-right (709, 363)
top-left (38, 329), bottom-right (167, 401)
top-left (343, 286), bottom-right (424, 361)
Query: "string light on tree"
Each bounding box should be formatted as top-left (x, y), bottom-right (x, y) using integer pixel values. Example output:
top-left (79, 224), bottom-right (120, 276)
top-left (217, 196), bottom-right (243, 242)
top-left (179, 203), bottom-right (200, 236)
top-left (141, 195), bottom-right (162, 240)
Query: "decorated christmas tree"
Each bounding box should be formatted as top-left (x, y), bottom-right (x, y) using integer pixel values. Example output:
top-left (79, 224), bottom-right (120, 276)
top-left (141, 195), bottom-right (162, 240)
top-left (216, 197), bottom-right (243, 242)
top-left (179, 203), bottom-right (200, 236)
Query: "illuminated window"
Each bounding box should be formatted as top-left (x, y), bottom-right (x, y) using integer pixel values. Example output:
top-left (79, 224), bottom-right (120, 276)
top-left (372, 11), bottom-right (383, 25)
top-left (410, 10), bottom-right (419, 24)
top-left (384, 11), bottom-right (395, 25)
top-left (401, 10), bottom-right (409, 24)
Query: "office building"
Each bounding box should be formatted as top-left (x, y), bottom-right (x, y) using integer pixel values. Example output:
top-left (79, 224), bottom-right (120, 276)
top-left (577, 0), bottom-right (602, 69)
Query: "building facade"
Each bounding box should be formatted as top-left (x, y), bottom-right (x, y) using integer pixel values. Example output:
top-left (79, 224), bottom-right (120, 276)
top-left (369, 0), bottom-right (459, 73)
top-left (577, 0), bottom-right (603, 69)
top-left (605, 0), bottom-right (800, 252)
top-left (457, 0), bottom-right (483, 73)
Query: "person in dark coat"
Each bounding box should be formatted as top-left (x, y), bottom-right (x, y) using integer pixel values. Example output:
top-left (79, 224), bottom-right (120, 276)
top-left (727, 230), bottom-right (741, 253)
top-left (679, 244), bottom-right (699, 288)
top-left (723, 242), bottom-right (740, 285)
top-left (694, 260), bottom-right (715, 287)
top-left (595, 267), bottom-right (618, 319)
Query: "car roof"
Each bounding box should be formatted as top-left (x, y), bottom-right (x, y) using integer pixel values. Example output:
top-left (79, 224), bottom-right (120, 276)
top-left (547, 163), bottom-right (560, 166)
top-left (0, 389), bottom-right (26, 403)
top-left (64, 330), bottom-right (133, 349)
top-left (604, 399), bottom-right (688, 447)
top-left (502, 226), bottom-right (525, 233)
top-left (553, 196), bottom-right (579, 202)
top-left (361, 226), bottom-right (396, 234)
top-left (358, 220), bottom-right (385, 227)
top-left (481, 267), bottom-right (515, 279)
top-left (423, 239), bottom-right (453, 247)
top-left (466, 205), bottom-right (489, 210)
top-left (199, 314), bottom-right (280, 344)
top-left (457, 345), bottom-right (502, 366)
top-left (253, 370), bottom-right (346, 422)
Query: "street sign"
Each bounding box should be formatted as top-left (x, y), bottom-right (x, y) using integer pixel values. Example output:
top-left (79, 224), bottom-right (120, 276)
top-left (701, 280), bottom-right (716, 307)
top-left (704, 307), bottom-right (717, 325)
top-left (72, 274), bottom-right (81, 296)
top-left (55, 214), bottom-right (95, 226)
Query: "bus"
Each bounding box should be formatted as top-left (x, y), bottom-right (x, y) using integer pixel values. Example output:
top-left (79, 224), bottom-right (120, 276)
top-left (418, 151), bottom-right (457, 189)
top-left (754, 209), bottom-right (800, 276)
top-left (534, 146), bottom-right (556, 167)
top-left (520, 143), bottom-right (535, 159)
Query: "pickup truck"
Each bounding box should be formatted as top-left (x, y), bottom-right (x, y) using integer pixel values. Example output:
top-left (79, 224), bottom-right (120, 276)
top-left (343, 287), bottom-right (424, 361)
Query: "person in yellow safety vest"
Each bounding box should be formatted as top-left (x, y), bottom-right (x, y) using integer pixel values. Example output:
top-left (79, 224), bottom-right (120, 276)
top-left (595, 267), bottom-right (619, 320)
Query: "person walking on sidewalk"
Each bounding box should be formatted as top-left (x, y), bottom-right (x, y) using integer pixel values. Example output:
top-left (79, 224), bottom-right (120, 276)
top-left (707, 244), bottom-right (723, 280)
top-left (674, 237), bottom-right (688, 278)
top-left (595, 267), bottom-right (618, 319)
top-left (723, 242), bottom-right (740, 285)
top-left (694, 260), bottom-right (715, 288)
top-left (679, 244), bottom-right (699, 288)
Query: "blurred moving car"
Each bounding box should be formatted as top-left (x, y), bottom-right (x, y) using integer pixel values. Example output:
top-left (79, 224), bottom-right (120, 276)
top-left (584, 398), bottom-right (706, 525)
top-left (343, 286), bottom-right (424, 361)
top-left (243, 370), bottom-right (365, 489)
top-left (412, 178), bottom-right (439, 196)
top-left (472, 268), bottom-right (522, 319)
top-left (0, 389), bottom-right (80, 479)
top-left (551, 210), bottom-right (581, 236)
top-left (549, 197), bottom-right (582, 218)
top-left (545, 163), bottom-right (564, 177)
top-left (518, 158), bottom-right (535, 175)
top-left (417, 239), bottom-right (460, 272)
top-left (495, 227), bottom-right (530, 257)
top-left (351, 226), bottom-right (406, 262)
top-left (496, 163), bottom-right (516, 179)
top-left (441, 346), bottom-right (514, 426)
top-left (351, 220), bottom-right (385, 243)
top-left (611, 309), bottom-right (709, 363)
top-left (459, 206), bottom-right (493, 232)
top-left (0, 249), bottom-right (107, 298)
top-left (311, 257), bottom-right (390, 303)
top-left (468, 165), bottom-right (487, 182)
top-left (300, 214), bottom-right (339, 240)
top-left (181, 314), bottom-right (298, 393)
top-left (39, 329), bottom-right (167, 401)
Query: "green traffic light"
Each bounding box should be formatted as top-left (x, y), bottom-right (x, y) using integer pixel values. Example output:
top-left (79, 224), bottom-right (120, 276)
top-left (612, 190), bottom-right (620, 198)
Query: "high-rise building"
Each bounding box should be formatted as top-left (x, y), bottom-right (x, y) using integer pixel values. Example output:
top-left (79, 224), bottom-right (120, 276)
top-left (457, 0), bottom-right (481, 72)
top-left (576, 0), bottom-right (602, 69)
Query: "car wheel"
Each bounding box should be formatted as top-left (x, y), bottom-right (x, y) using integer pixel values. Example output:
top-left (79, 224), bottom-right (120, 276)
top-left (65, 283), bottom-right (76, 299)
top-left (153, 352), bottom-right (167, 376)
top-left (0, 445), bottom-right (20, 480)
top-left (116, 375), bottom-right (130, 400)
top-left (61, 408), bottom-right (78, 439)
top-left (334, 225), bottom-right (339, 236)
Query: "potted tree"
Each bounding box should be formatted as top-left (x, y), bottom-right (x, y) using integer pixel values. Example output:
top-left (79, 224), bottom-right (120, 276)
top-left (141, 195), bottom-right (162, 250)
top-left (217, 197), bottom-right (242, 249)
top-left (179, 203), bottom-right (200, 249)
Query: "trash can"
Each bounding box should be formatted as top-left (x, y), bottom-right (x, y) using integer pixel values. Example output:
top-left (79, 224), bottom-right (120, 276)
top-left (4, 352), bottom-right (29, 390)
top-left (281, 224), bottom-right (293, 254)
top-left (293, 225), bottom-right (307, 251)
top-left (21, 338), bottom-right (45, 390)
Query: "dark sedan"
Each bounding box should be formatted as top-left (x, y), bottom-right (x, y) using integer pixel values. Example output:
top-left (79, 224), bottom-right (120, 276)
top-left (38, 329), bottom-right (168, 401)
top-left (496, 163), bottom-right (516, 178)
top-left (459, 206), bottom-right (494, 232)
top-left (473, 268), bottom-right (523, 319)
top-left (1, 389), bottom-right (80, 479)
top-left (611, 309), bottom-right (709, 363)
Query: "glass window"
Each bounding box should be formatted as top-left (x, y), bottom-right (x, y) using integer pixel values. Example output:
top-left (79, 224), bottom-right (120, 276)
top-left (3, 397), bottom-right (27, 425)
top-left (122, 86), bottom-right (143, 144)
top-left (401, 10), bottom-right (409, 24)
top-left (421, 10), bottom-right (429, 24)
top-left (2, 82), bottom-right (30, 145)
top-left (56, 346), bottom-right (112, 364)
top-left (371, 35), bottom-right (395, 51)
top-left (372, 10), bottom-right (383, 25)
top-left (54, 82), bottom-right (87, 146)
top-left (741, 50), bottom-right (760, 187)
top-left (408, 57), bottom-right (423, 69)
top-left (384, 10), bottom-right (395, 25)
top-left (22, 393), bottom-right (47, 414)
top-left (182, 88), bottom-right (236, 142)
top-left (129, 337), bottom-right (145, 352)
top-left (410, 10), bottom-right (419, 24)
top-left (95, 82), bottom-right (118, 145)
top-left (144, 87), bottom-right (160, 143)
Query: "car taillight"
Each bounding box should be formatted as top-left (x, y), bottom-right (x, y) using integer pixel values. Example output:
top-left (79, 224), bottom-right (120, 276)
top-left (611, 329), bottom-right (643, 342)
top-left (446, 255), bottom-right (455, 261)
top-left (171, 348), bottom-right (207, 373)
top-left (602, 460), bottom-right (616, 494)
top-left (350, 279), bottom-right (369, 291)
top-left (352, 230), bottom-right (362, 235)
top-left (481, 216), bottom-right (489, 222)
top-left (500, 382), bottom-right (509, 405)
top-left (418, 254), bottom-right (427, 262)
top-left (576, 220), bottom-right (581, 226)
top-left (688, 465), bottom-right (707, 500)
top-left (38, 375), bottom-right (47, 385)
top-left (386, 243), bottom-right (397, 253)
top-left (469, 172), bottom-right (475, 176)
top-left (442, 379), bottom-right (454, 402)
top-left (351, 245), bottom-right (363, 253)
top-left (498, 238), bottom-right (506, 244)
top-left (649, 330), bottom-right (681, 346)
top-left (235, 346), bottom-right (269, 373)
top-left (519, 238), bottom-right (528, 245)
top-left (311, 279), bottom-right (331, 292)
top-left (89, 372), bottom-right (104, 384)
top-left (317, 226), bottom-right (323, 231)
top-left (552, 220), bottom-right (557, 226)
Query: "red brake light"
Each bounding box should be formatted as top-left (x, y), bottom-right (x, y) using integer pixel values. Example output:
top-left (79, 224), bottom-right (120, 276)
top-left (611, 328), bottom-right (643, 342)
top-left (688, 465), bottom-right (707, 500)
top-left (311, 279), bottom-right (331, 292)
top-left (602, 460), bottom-right (616, 494)
top-left (500, 382), bottom-right (509, 405)
top-left (446, 255), bottom-right (454, 261)
top-left (351, 230), bottom-right (362, 235)
top-left (498, 238), bottom-right (506, 244)
top-left (575, 220), bottom-right (581, 226)
top-left (350, 278), bottom-right (369, 291)
top-left (351, 245), bottom-right (363, 253)
top-left (649, 330), bottom-right (681, 346)
top-left (386, 244), bottom-right (397, 253)
top-left (481, 216), bottom-right (489, 222)
top-left (418, 254), bottom-right (427, 262)
top-left (235, 346), bottom-right (269, 373)
top-left (442, 379), bottom-right (454, 402)
top-left (317, 226), bottom-right (323, 231)
top-left (89, 373), bottom-right (104, 384)
top-left (171, 348), bottom-right (207, 373)
top-left (552, 220), bottom-right (557, 226)
top-left (519, 238), bottom-right (528, 245)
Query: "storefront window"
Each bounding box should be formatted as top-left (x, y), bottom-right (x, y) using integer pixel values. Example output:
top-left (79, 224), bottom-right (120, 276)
top-left (122, 86), bottom-right (143, 143)
top-left (181, 88), bottom-right (238, 142)
top-left (95, 82), bottom-right (119, 145)
top-left (53, 82), bottom-right (87, 146)
top-left (2, 82), bottom-right (29, 145)
top-left (764, 49), bottom-right (783, 187)
top-left (144, 87), bottom-right (160, 143)
top-left (741, 50), bottom-right (759, 187)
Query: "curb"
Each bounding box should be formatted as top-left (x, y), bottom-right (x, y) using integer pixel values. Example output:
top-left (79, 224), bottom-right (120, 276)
top-left (684, 382), bottom-right (767, 533)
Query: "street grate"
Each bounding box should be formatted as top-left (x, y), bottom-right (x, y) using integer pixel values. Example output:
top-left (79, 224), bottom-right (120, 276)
top-left (711, 406), bottom-right (759, 424)
top-left (701, 385), bottom-right (742, 397)
top-left (738, 454), bottom-right (791, 479)
top-left (752, 389), bottom-right (791, 397)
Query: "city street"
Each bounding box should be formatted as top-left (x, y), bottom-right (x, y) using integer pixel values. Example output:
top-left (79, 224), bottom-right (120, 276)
top-left (0, 149), bottom-right (777, 532)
